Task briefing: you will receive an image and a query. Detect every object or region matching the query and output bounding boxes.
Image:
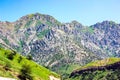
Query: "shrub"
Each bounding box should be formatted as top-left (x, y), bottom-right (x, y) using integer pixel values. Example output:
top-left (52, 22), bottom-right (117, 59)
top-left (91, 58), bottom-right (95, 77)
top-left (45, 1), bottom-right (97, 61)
top-left (18, 64), bottom-right (33, 80)
top-left (26, 54), bottom-right (33, 60)
top-left (18, 56), bottom-right (23, 63)
top-left (7, 52), bottom-right (16, 60)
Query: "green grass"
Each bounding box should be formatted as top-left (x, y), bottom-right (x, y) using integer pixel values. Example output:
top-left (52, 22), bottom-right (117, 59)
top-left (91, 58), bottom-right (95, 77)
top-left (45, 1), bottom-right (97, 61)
top-left (82, 27), bottom-right (94, 34)
top-left (24, 32), bottom-right (29, 40)
top-left (69, 58), bottom-right (120, 80)
top-left (46, 21), bottom-right (53, 26)
top-left (35, 20), bottom-right (42, 26)
top-left (14, 24), bottom-right (20, 31)
top-left (37, 29), bottom-right (50, 39)
top-left (71, 58), bottom-right (120, 71)
top-left (82, 57), bottom-right (120, 69)
top-left (0, 48), bottom-right (60, 80)
top-left (52, 63), bottom-right (80, 80)
top-left (2, 37), bottom-right (9, 45)
top-left (16, 40), bottom-right (24, 53)
top-left (74, 58), bottom-right (120, 71)
top-left (25, 20), bottom-right (33, 28)
top-left (59, 64), bottom-right (80, 75)
top-left (28, 14), bottom-right (34, 19)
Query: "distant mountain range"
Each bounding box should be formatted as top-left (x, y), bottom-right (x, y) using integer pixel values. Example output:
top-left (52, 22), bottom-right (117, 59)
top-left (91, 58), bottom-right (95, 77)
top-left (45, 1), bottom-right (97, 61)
top-left (0, 13), bottom-right (120, 79)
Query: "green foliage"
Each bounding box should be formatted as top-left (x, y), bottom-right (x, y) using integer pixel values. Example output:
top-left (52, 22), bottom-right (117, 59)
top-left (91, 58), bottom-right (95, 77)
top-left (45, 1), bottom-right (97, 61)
top-left (25, 20), bottom-right (33, 28)
top-left (51, 63), bottom-right (80, 80)
top-left (69, 70), bottom-right (116, 80)
top-left (14, 24), bottom-right (20, 31)
top-left (61, 64), bottom-right (80, 80)
top-left (24, 32), bottom-right (29, 40)
top-left (19, 40), bottom-right (24, 47)
top-left (55, 20), bottom-right (62, 25)
top-left (75, 57), bottom-right (120, 71)
top-left (69, 58), bottom-right (120, 80)
top-left (2, 37), bottom-right (9, 44)
top-left (19, 64), bottom-right (33, 80)
top-left (68, 51), bottom-right (75, 59)
top-left (50, 53), bottom-right (63, 64)
top-left (15, 46), bottom-right (22, 53)
top-left (0, 48), bottom-right (60, 80)
top-left (35, 20), bottom-right (42, 26)
top-left (28, 14), bottom-right (34, 19)
top-left (17, 40), bottom-right (24, 52)
top-left (18, 56), bottom-right (23, 63)
top-left (88, 27), bottom-right (94, 34)
top-left (46, 21), bottom-right (52, 26)
top-left (37, 29), bottom-right (50, 38)
top-left (3, 63), bottom-right (11, 71)
top-left (82, 27), bottom-right (94, 34)
top-left (26, 54), bottom-right (33, 60)
top-left (70, 70), bottom-right (120, 80)
top-left (6, 52), bottom-right (16, 60)
top-left (0, 43), bottom-right (4, 48)
top-left (109, 21), bottom-right (116, 25)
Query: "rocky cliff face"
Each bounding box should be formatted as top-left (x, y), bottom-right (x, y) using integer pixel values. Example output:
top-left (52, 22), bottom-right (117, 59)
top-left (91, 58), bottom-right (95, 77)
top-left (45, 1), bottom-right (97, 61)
top-left (82, 21), bottom-right (120, 58)
top-left (0, 13), bottom-right (120, 76)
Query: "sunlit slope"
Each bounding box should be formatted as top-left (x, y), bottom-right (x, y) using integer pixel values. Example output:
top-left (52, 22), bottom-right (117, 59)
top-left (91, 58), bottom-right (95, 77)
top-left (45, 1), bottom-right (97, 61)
top-left (0, 48), bottom-right (60, 80)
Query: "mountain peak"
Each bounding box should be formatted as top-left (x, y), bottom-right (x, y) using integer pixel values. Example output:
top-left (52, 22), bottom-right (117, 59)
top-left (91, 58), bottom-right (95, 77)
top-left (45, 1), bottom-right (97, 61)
top-left (15, 13), bottom-right (60, 26)
top-left (71, 20), bottom-right (80, 24)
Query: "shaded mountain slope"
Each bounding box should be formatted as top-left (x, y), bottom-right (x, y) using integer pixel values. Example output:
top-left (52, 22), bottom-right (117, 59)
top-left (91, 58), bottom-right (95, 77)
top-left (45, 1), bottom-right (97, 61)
top-left (69, 58), bottom-right (120, 80)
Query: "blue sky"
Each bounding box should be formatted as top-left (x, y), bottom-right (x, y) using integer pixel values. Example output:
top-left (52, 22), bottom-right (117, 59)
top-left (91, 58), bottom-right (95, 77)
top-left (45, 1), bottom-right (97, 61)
top-left (0, 0), bottom-right (120, 25)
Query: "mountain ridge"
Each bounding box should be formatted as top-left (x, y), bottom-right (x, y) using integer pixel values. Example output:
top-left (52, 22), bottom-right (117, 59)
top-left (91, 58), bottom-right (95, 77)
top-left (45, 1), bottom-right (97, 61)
top-left (0, 13), bottom-right (120, 79)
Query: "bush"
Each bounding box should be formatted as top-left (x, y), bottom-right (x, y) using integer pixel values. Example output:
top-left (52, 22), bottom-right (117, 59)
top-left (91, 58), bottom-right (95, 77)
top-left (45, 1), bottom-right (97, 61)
top-left (7, 52), bottom-right (16, 60)
top-left (18, 56), bottom-right (23, 63)
top-left (26, 54), bottom-right (33, 60)
top-left (18, 64), bottom-right (33, 80)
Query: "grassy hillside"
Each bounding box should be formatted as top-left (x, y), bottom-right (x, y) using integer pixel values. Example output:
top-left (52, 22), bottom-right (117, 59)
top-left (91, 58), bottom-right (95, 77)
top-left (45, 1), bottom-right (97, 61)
top-left (0, 48), bottom-right (60, 80)
top-left (69, 58), bottom-right (120, 80)
top-left (79, 57), bottom-right (120, 70)
top-left (51, 63), bottom-right (80, 80)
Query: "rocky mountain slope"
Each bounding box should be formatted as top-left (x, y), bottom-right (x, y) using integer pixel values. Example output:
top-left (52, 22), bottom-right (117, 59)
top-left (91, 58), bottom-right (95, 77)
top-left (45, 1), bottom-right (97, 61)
top-left (83, 21), bottom-right (120, 57)
top-left (69, 58), bottom-right (120, 80)
top-left (0, 13), bottom-right (120, 78)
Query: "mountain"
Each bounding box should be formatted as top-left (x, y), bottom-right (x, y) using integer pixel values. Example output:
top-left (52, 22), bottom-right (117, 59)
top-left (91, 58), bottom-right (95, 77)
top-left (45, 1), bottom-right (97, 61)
top-left (83, 21), bottom-right (120, 57)
top-left (0, 47), bottom-right (60, 80)
top-left (69, 58), bottom-right (120, 80)
top-left (0, 13), bottom-right (120, 78)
